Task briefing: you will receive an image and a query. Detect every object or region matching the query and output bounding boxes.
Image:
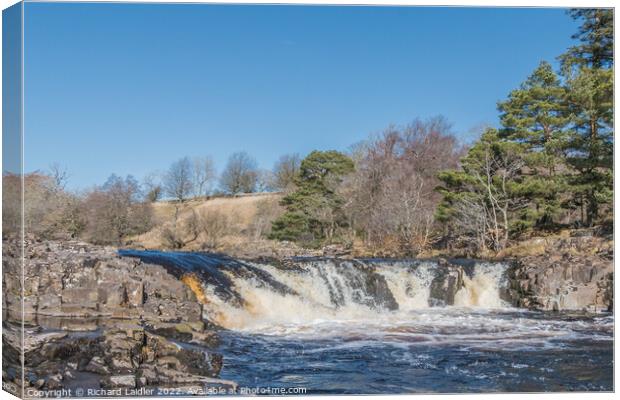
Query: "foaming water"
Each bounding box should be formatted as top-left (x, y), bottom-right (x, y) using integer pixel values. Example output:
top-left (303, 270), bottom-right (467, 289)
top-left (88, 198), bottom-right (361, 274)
top-left (375, 262), bottom-right (437, 311)
top-left (119, 250), bottom-right (613, 393)
top-left (454, 262), bottom-right (509, 308)
top-left (216, 310), bottom-right (612, 393)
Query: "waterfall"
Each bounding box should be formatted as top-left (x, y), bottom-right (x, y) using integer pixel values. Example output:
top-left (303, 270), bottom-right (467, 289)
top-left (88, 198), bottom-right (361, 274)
top-left (454, 262), bottom-right (510, 308)
top-left (119, 250), bottom-right (512, 331)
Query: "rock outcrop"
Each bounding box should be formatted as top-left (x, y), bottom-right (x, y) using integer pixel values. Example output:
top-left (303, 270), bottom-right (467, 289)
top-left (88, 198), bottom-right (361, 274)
top-left (507, 235), bottom-right (613, 312)
top-left (2, 237), bottom-right (234, 396)
top-left (3, 239), bottom-right (202, 322)
top-left (429, 259), bottom-right (465, 306)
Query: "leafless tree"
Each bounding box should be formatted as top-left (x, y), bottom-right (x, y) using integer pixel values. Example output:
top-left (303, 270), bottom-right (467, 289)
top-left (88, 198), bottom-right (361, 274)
top-left (4, 171), bottom-right (89, 239)
top-left (163, 157), bottom-right (195, 222)
top-left (48, 163), bottom-right (69, 191)
top-left (341, 117), bottom-right (464, 255)
top-left (143, 172), bottom-right (163, 203)
top-left (248, 197), bottom-right (283, 240)
top-left (452, 143), bottom-right (526, 252)
top-left (256, 169), bottom-right (277, 192)
top-left (450, 194), bottom-right (490, 252)
top-left (82, 175), bottom-right (153, 245)
top-left (192, 156), bottom-right (216, 197)
top-left (199, 210), bottom-right (229, 249)
top-left (161, 226), bottom-right (185, 249)
top-left (219, 151), bottom-right (258, 194)
top-left (164, 157), bottom-right (194, 202)
top-left (272, 153), bottom-right (301, 191)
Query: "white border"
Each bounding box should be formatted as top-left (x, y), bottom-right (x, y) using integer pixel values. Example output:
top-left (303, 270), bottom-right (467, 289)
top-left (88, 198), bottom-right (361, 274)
top-left (0, 1), bottom-right (616, 400)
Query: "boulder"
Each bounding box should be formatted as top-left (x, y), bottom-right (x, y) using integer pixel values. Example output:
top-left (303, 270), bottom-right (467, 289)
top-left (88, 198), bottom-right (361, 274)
top-left (429, 259), bottom-right (465, 306)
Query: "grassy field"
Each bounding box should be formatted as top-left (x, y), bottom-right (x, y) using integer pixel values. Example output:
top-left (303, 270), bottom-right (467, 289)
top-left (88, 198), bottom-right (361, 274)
top-left (128, 192), bottom-right (316, 258)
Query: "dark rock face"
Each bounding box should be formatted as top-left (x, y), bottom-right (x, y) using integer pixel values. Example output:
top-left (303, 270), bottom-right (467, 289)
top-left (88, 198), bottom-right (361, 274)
top-left (2, 238), bottom-right (234, 395)
top-left (3, 240), bottom-right (202, 322)
top-left (429, 259), bottom-right (465, 306)
top-left (327, 260), bottom-right (399, 311)
top-left (119, 249), bottom-right (298, 308)
top-left (3, 322), bottom-right (233, 394)
top-left (506, 236), bottom-right (613, 312)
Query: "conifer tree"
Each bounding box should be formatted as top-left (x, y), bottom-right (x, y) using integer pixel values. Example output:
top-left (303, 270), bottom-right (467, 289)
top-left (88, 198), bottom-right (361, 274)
top-left (269, 151), bottom-right (354, 247)
top-left (560, 9), bottom-right (613, 226)
top-left (497, 61), bottom-right (570, 227)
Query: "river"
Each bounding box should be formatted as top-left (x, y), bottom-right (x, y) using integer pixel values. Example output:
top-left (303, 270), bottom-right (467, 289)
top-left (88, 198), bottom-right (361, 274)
top-left (119, 250), bottom-right (614, 393)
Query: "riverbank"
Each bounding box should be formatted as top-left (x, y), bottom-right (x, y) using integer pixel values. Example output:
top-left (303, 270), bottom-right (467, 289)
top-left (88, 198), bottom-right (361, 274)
top-left (506, 233), bottom-right (613, 312)
top-left (1, 237), bottom-right (235, 397)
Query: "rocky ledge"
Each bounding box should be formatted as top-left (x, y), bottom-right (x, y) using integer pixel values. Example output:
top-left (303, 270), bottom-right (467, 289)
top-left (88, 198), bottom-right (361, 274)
top-left (506, 235), bottom-right (613, 312)
top-left (2, 238), bottom-right (235, 396)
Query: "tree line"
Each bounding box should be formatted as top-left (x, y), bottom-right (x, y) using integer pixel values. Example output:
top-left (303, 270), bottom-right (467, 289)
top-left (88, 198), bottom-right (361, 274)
top-left (2, 150), bottom-right (302, 245)
top-left (3, 9), bottom-right (612, 255)
top-left (145, 151), bottom-right (302, 204)
top-left (270, 9), bottom-right (613, 254)
top-left (437, 9), bottom-right (613, 253)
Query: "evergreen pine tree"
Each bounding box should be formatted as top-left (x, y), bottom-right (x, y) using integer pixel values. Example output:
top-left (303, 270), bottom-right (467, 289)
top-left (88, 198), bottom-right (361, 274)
top-left (560, 9), bottom-right (613, 226)
top-left (497, 61), bottom-right (570, 227)
top-left (269, 151), bottom-right (354, 247)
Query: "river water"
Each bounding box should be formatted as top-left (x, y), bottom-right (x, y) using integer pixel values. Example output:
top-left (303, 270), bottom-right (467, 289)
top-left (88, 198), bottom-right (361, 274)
top-left (119, 250), bottom-right (614, 393)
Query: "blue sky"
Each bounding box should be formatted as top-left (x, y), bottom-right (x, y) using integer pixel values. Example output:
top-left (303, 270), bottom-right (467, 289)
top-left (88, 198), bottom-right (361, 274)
top-left (22, 3), bottom-right (579, 189)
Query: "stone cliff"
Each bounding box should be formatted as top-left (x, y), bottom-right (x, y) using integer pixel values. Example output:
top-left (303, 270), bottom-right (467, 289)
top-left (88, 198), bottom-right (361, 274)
top-left (506, 235), bottom-right (613, 312)
top-left (2, 238), bottom-right (235, 397)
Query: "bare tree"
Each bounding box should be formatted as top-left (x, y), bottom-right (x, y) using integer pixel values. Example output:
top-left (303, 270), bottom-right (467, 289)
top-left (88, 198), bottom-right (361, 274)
top-left (143, 171), bottom-right (163, 203)
top-left (192, 156), bottom-right (216, 197)
top-left (200, 210), bottom-right (229, 249)
top-left (163, 157), bottom-right (194, 203)
top-left (161, 226), bottom-right (185, 249)
top-left (49, 163), bottom-right (69, 191)
top-left (341, 117), bottom-right (464, 255)
top-left (452, 143), bottom-right (526, 252)
top-left (272, 153), bottom-right (301, 191)
top-left (5, 172), bottom-right (62, 237)
top-left (248, 197), bottom-right (283, 240)
top-left (162, 157), bottom-right (195, 223)
top-left (256, 169), bottom-right (277, 192)
top-left (219, 151), bottom-right (258, 194)
top-left (82, 174), bottom-right (152, 245)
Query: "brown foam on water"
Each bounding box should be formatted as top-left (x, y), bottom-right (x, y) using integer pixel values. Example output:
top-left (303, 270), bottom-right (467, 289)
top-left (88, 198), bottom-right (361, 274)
top-left (181, 273), bottom-right (209, 304)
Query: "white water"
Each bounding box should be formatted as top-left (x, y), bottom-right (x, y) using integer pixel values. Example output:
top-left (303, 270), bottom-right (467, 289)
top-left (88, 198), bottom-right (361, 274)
top-left (119, 250), bottom-right (614, 392)
top-left (454, 262), bottom-right (510, 308)
top-left (198, 259), bottom-right (511, 331)
top-left (376, 261), bottom-right (437, 311)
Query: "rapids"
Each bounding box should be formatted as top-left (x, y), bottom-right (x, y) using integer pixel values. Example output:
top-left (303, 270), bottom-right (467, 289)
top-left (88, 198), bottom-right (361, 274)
top-left (119, 250), bottom-right (614, 393)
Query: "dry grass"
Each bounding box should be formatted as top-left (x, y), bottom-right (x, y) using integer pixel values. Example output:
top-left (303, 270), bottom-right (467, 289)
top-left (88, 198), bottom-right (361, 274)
top-left (128, 193), bottom-right (285, 253)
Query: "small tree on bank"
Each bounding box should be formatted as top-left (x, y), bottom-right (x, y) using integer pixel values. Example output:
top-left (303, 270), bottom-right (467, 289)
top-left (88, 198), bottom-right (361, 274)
top-left (270, 150), bottom-right (354, 247)
top-left (83, 174), bottom-right (153, 245)
top-left (272, 153), bottom-right (301, 191)
top-left (163, 157), bottom-right (195, 222)
top-left (192, 156), bottom-right (216, 198)
top-left (220, 151), bottom-right (259, 195)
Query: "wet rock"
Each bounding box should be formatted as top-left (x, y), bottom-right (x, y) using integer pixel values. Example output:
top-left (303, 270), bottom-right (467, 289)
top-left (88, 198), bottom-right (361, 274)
top-left (85, 356), bottom-right (109, 375)
top-left (103, 375), bottom-right (136, 388)
top-left (507, 236), bottom-right (613, 312)
top-left (3, 238), bottom-right (204, 324)
top-left (429, 260), bottom-right (464, 306)
top-left (1, 238), bottom-right (230, 392)
top-left (46, 374), bottom-right (64, 389)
